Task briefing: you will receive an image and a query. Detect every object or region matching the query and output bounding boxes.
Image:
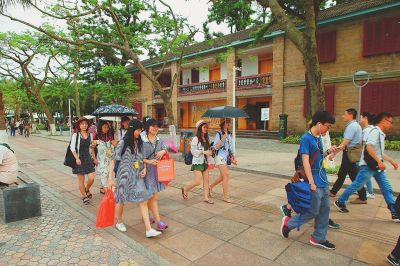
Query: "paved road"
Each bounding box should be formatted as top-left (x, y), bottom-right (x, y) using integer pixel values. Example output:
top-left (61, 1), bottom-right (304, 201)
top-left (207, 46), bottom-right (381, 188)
top-left (5, 134), bottom-right (400, 265)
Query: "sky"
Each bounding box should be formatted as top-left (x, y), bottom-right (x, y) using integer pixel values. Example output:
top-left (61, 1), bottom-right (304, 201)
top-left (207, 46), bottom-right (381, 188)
top-left (0, 0), bottom-right (231, 41)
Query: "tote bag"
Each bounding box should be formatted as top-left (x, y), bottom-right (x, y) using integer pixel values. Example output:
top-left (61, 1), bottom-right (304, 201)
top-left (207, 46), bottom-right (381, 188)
top-left (157, 153), bottom-right (175, 182)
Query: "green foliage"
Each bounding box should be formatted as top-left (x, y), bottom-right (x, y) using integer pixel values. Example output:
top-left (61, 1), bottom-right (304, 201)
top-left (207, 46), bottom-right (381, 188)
top-left (386, 141), bottom-right (400, 151)
top-left (282, 134), bottom-right (301, 144)
top-left (326, 165), bottom-right (340, 175)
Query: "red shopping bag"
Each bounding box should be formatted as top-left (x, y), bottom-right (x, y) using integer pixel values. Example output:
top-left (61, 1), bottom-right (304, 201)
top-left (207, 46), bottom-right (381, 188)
top-left (96, 190), bottom-right (115, 228)
top-left (157, 153), bottom-right (175, 183)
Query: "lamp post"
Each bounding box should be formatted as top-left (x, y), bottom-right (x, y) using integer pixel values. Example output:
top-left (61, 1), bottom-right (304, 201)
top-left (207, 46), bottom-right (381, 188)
top-left (352, 70), bottom-right (370, 121)
top-left (232, 66), bottom-right (242, 154)
top-left (68, 97), bottom-right (72, 137)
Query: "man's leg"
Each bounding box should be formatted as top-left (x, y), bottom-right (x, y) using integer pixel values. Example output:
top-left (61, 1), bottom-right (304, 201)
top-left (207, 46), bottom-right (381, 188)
top-left (330, 153), bottom-right (349, 195)
top-left (348, 161), bottom-right (367, 201)
top-left (287, 190), bottom-right (320, 230)
top-left (374, 171), bottom-right (396, 212)
top-left (337, 166), bottom-right (373, 205)
top-left (312, 187), bottom-right (330, 242)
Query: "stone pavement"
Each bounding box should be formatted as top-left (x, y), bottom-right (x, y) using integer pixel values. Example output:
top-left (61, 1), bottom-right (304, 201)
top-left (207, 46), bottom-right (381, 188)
top-left (30, 131), bottom-right (400, 193)
top-left (6, 134), bottom-right (399, 265)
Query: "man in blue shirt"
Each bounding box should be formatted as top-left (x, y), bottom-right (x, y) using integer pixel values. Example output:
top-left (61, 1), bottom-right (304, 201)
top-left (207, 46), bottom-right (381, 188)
top-left (281, 111), bottom-right (337, 250)
top-left (330, 108), bottom-right (367, 203)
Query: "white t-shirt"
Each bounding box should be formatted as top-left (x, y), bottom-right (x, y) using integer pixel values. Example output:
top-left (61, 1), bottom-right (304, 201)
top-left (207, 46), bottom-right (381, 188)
top-left (0, 146), bottom-right (18, 172)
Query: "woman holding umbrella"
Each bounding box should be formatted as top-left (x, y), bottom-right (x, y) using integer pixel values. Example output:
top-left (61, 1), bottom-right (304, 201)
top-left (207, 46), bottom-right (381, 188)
top-left (209, 118), bottom-right (237, 203)
top-left (181, 120), bottom-right (214, 204)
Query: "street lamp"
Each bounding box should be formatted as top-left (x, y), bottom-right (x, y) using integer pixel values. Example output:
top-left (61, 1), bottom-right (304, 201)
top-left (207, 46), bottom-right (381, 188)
top-left (352, 70), bottom-right (370, 121)
top-left (232, 66), bottom-right (242, 154)
top-left (99, 100), bottom-right (104, 106)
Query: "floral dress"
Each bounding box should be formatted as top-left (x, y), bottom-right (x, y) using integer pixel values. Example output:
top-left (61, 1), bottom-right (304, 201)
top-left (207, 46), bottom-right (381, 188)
top-left (113, 140), bottom-right (151, 203)
top-left (142, 134), bottom-right (167, 194)
top-left (96, 139), bottom-right (114, 187)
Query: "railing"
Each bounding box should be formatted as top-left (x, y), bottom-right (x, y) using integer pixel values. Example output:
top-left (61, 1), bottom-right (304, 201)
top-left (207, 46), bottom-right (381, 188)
top-left (178, 79), bottom-right (226, 96)
top-left (236, 73), bottom-right (272, 90)
top-left (154, 87), bottom-right (171, 99)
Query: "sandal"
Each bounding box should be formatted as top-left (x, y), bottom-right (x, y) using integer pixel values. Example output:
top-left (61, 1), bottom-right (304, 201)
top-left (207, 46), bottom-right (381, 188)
top-left (203, 199), bottom-right (214, 204)
top-left (100, 187), bottom-right (106, 194)
top-left (181, 187), bottom-right (188, 200)
top-left (82, 196), bottom-right (90, 205)
top-left (85, 187), bottom-right (92, 199)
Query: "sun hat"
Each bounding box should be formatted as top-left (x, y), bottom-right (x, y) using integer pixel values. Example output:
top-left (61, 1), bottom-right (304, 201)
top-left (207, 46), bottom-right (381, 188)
top-left (76, 117), bottom-right (91, 125)
top-left (195, 119), bottom-right (207, 132)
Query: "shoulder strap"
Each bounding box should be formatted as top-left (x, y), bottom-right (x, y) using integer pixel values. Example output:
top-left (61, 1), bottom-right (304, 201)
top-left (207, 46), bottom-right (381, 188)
top-left (75, 133), bottom-right (79, 154)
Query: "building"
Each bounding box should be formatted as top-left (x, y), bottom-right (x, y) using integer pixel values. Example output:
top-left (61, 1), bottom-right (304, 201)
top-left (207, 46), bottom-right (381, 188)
top-left (129, 0), bottom-right (400, 134)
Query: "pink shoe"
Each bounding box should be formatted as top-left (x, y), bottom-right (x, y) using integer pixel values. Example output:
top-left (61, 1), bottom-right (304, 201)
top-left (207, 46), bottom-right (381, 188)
top-left (156, 221), bottom-right (168, 231)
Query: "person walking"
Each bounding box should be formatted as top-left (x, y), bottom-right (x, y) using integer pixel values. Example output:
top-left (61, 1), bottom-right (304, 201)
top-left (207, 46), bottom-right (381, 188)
top-left (281, 111), bottom-right (336, 250)
top-left (118, 116), bottom-right (130, 142)
top-left (209, 118), bottom-right (237, 203)
top-left (181, 120), bottom-right (214, 204)
top-left (141, 118), bottom-right (169, 231)
top-left (70, 117), bottom-right (98, 205)
top-left (24, 120), bottom-right (30, 138)
top-left (108, 119), bottom-right (161, 238)
top-left (360, 112), bottom-right (376, 199)
top-left (9, 119), bottom-right (15, 137)
top-left (334, 112), bottom-right (399, 222)
top-left (59, 121), bottom-right (64, 136)
top-left (330, 108), bottom-right (367, 204)
top-left (387, 236), bottom-right (400, 266)
top-left (95, 120), bottom-right (116, 194)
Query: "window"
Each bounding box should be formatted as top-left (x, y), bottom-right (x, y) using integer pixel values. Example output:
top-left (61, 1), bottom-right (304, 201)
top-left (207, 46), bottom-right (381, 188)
top-left (361, 80), bottom-right (400, 116)
top-left (363, 16), bottom-right (400, 57)
top-left (132, 103), bottom-right (142, 119)
top-left (132, 72), bottom-right (141, 90)
top-left (317, 30), bottom-right (336, 63)
top-left (191, 69), bottom-right (199, 83)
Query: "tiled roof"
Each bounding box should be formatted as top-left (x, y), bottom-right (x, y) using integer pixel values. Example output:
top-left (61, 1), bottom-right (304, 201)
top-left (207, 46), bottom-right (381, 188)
top-left (135, 0), bottom-right (398, 68)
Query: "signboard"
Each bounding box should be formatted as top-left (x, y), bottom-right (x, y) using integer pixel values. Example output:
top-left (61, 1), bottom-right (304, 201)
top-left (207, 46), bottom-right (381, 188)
top-left (261, 108), bottom-right (270, 121)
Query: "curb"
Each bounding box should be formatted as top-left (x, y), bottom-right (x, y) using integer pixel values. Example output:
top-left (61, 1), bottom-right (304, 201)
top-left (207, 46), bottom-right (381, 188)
top-left (18, 166), bottom-right (171, 266)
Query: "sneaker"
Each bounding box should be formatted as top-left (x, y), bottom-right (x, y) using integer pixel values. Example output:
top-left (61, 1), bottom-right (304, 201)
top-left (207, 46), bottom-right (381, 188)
top-left (387, 254), bottom-right (400, 266)
top-left (280, 216), bottom-right (291, 238)
top-left (146, 228), bottom-right (162, 238)
top-left (116, 223), bottom-right (127, 232)
top-left (309, 236), bottom-right (336, 250)
top-left (280, 204), bottom-right (292, 217)
top-left (392, 213), bottom-right (400, 223)
top-left (328, 219), bottom-right (340, 229)
top-left (350, 198), bottom-right (368, 204)
top-left (82, 197), bottom-right (90, 205)
top-left (156, 221), bottom-right (168, 231)
top-left (334, 200), bottom-right (349, 213)
top-left (367, 192), bottom-right (375, 199)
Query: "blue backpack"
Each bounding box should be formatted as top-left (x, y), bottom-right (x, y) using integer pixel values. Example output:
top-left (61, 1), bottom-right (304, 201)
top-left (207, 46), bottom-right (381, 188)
top-left (285, 181), bottom-right (311, 230)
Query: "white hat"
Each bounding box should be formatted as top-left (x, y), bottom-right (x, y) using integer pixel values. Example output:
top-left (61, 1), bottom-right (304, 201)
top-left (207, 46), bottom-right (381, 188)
top-left (195, 120), bottom-right (207, 130)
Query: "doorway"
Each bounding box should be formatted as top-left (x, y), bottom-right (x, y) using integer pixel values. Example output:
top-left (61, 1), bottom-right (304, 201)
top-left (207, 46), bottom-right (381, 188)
top-left (256, 102), bottom-right (269, 130)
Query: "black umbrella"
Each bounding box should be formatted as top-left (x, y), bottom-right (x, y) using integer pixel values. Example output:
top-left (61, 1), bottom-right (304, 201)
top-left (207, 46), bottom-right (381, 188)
top-left (202, 106), bottom-right (249, 118)
top-left (92, 104), bottom-right (138, 117)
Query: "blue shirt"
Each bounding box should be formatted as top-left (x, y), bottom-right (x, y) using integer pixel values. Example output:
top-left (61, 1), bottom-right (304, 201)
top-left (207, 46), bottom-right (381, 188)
top-left (213, 131), bottom-right (234, 160)
top-left (344, 120), bottom-right (362, 148)
top-left (299, 132), bottom-right (328, 188)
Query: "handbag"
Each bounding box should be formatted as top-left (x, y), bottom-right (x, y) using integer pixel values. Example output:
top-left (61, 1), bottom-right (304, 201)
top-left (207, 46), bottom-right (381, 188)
top-left (347, 144), bottom-right (362, 163)
top-left (96, 190), bottom-right (115, 228)
top-left (157, 153), bottom-right (175, 182)
top-left (291, 150), bottom-right (319, 183)
top-left (64, 134), bottom-right (79, 168)
top-left (363, 129), bottom-right (382, 170)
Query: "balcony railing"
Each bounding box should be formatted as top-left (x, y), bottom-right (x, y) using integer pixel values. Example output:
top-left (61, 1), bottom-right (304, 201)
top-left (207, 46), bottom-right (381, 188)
top-left (178, 79), bottom-right (226, 96)
top-left (236, 73), bottom-right (272, 90)
top-left (154, 87), bottom-right (171, 99)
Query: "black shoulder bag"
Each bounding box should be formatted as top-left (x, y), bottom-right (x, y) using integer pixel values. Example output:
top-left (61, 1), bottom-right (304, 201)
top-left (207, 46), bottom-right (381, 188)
top-left (64, 134), bottom-right (79, 168)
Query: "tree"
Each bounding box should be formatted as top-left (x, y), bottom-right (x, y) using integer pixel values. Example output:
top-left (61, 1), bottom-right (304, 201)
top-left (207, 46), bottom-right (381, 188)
top-left (0, 0), bottom-right (198, 125)
top-left (96, 65), bottom-right (138, 105)
top-left (207, 0), bottom-right (255, 33)
top-left (253, 0), bottom-right (330, 118)
top-left (0, 31), bottom-right (58, 134)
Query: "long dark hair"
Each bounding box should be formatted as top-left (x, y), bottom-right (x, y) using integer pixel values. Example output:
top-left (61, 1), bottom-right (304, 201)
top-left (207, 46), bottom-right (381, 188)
top-left (196, 123), bottom-right (210, 147)
top-left (97, 120), bottom-right (113, 141)
top-left (123, 119), bottom-right (143, 154)
top-left (220, 120), bottom-right (231, 135)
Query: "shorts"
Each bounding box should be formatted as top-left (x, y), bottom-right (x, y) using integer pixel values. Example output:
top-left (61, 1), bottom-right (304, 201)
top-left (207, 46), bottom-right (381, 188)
top-left (191, 163), bottom-right (208, 172)
top-left (214, 155), bottom-right (227, 166)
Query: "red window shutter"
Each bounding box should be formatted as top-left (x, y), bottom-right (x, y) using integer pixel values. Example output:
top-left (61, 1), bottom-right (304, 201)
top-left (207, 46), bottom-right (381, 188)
top-left (324, 85), bottom-right (335, 115)
top-left (317, 30), bottom-right (336, 63)
top-left (132, 103), bottom-right (142, 119)
top-left (133, 73), bottom-right (141, 89)
top-left (364, 16), bottom-right (400, 56)
top-left (303, 88), bottom-right (308, 117)
top-left (361, 80), bottom-right (400, 115)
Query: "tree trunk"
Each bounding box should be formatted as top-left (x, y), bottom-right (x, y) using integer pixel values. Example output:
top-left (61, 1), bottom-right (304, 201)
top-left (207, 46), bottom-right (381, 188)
top-left (15, 100), bottom-right (21, 121)
top-left (155, 82), bottom-right (175, 126)
top-left (0, 91), bottom-right (8, 144)
top-left (34, 91), bottom-right (56, 134)
top-left (27, 93), bottom-right (36, 133)
top-left (73, 57), bottom-right (81, 117)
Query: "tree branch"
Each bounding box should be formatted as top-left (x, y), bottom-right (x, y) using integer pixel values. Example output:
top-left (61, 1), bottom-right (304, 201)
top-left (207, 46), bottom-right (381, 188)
top-left (30, 2), bottom-right (99, 20)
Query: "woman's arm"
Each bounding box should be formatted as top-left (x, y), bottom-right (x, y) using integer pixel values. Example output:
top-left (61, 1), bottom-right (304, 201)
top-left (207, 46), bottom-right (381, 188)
top-left (191, 137), bottom-right (203, 157)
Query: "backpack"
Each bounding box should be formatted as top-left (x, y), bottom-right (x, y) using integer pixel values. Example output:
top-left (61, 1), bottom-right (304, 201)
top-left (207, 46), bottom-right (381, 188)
top-left (285, 181), bottom-right (311, 230)
top-left (184, 138), bottom-right (200, 165)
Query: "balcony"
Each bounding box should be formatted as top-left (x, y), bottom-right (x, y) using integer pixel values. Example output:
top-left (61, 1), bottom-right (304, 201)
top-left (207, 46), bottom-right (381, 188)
top-left (236, 73), bottom-right (272, 90)
top-left (154, 87), bottom-right (171, 99)
top-left (178, 79), bottom-right (226, 97)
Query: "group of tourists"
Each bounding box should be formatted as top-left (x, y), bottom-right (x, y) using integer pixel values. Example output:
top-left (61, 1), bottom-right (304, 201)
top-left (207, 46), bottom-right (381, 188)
top-left (69, 116), bottom-right (168, 238)
top-left (278, 109), bottom-right (399, 266)
top-left (8, 118), bottom-right (31, 137)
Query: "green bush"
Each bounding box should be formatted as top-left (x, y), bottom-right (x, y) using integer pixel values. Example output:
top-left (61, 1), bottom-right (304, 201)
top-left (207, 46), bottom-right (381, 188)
top-left (36, 124), bottom-right (46, 130)
top-left (326, 165), bottom-right (340, 175)
top-left (386, 140), bottom-right (400, 151)
top-left (282, 135), bottom-right (301, 144)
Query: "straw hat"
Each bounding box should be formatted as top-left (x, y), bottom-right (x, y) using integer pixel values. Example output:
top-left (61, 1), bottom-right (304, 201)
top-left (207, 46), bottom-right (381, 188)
top-left (195, 119), bottom-right (207, 132)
